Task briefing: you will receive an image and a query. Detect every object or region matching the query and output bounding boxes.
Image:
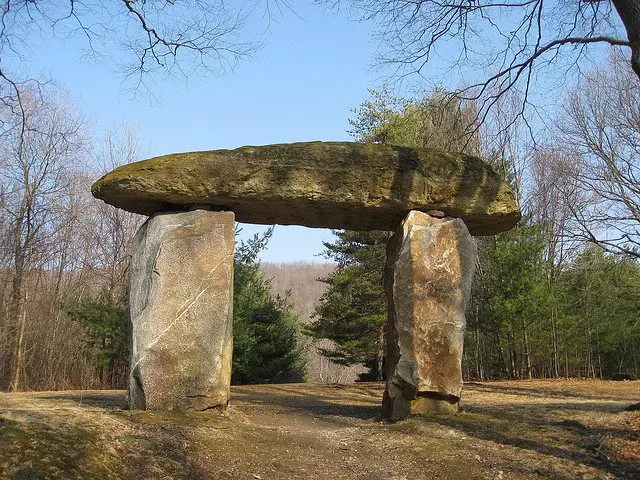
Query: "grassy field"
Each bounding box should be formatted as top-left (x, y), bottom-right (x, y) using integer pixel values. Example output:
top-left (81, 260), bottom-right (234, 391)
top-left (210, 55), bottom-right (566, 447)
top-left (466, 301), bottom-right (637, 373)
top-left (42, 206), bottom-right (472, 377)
top-left (0, 380), bottom-right (638, 479)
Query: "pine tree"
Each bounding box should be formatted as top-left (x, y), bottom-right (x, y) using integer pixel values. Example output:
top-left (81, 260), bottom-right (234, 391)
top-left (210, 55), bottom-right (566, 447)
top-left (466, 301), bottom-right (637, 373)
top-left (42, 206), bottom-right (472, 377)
top-left (232, 228), bottom-right (307, 384)
top-left (309, 89), bottom-right (478, 379)
top-left (466, 220), bottom-right (551, 380)
top-left (557, 247), bottom-right (640, 379)
top-left (66, 295), bottom-right (129, 388)
top-left (307, 230), bottom-right (389, 380)
top-left (67, 227), bottom-right (307, 388)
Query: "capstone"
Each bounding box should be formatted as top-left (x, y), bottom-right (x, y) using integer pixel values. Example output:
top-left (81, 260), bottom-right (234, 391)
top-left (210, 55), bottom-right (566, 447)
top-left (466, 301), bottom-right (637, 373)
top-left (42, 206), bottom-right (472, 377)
top-left (92, 141), bottom-right (519, 235)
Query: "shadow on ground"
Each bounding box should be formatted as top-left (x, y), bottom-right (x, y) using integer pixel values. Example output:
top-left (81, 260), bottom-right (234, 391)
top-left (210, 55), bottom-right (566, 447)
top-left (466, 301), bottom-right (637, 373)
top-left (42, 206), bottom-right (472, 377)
top-left (1, 381), bottom-right (638, 480)
top-left (232, 383), bottom-right (382, 420)
top-left (39, 391), bottom-right (128, 409)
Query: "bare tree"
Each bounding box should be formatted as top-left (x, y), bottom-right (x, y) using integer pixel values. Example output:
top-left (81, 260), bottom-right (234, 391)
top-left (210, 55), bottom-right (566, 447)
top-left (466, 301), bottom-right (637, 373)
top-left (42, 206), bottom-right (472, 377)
top-left (0, 0), bottom-right (278, 136)
top-left (561, 49), bottom-right (640, 258)
top-left (526, 147), bottom-right (584, 377)
top-left (0, 87), bottom-right (85, 390)
top-left (87, 123), bottom-right (144, 304)
top-left (336, 0), bottom-right (638, 129)
top-left (528, 148), bottom-right (582, 266)
top-left (481, 90), bottom-right (530, 201)
top-left (0, 112), bottom-right (148, 391)
top-left (1, 1), bottom-right (263, 78)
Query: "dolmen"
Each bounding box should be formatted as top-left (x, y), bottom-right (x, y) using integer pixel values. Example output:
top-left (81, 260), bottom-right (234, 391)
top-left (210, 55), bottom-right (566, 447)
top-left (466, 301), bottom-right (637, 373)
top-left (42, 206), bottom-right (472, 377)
top-left (91, 141), bottom-right (520, 420)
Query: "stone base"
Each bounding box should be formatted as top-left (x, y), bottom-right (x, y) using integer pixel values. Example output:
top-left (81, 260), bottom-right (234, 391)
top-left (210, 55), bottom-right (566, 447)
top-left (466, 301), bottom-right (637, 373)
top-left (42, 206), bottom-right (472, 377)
top-left (128, 209), bottom-right (234, 411)
top-left (383, 211), bottom-right (476, 421)
top-left (383, 385), bottom-right (459, 420)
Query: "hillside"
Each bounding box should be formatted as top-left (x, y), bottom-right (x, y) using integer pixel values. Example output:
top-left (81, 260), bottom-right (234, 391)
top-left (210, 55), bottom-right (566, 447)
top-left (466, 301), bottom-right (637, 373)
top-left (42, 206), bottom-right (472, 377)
top-left (1, 380), bottom-right (638, 479)
top-left (260, 262), bottom-right (366, 383)
top-left (261, 262), bottom-right (333, 322)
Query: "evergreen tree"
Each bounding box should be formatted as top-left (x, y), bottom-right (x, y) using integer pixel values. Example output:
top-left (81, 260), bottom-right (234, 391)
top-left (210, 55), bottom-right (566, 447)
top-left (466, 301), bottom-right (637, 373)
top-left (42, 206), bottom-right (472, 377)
top-left (307, 230), bottom-right (389, 380)
top-left (67, 227), bottom-right (307, 388)
top-left (66, 295), bottom-right (129, 388)
top-left (309, 89), bottom-right (479, 380)
top-left (557, 248), bottom-right (640, 378)
top-left (348, 87), bottom-right (480, 153)
top-left (466, 220), bottom-right (552, 380)
top-left (232, 228), bottom-right (307, 384)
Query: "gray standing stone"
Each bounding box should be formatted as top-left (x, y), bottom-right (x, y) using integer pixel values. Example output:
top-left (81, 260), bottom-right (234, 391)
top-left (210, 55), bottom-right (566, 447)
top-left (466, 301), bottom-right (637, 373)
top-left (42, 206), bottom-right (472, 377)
top-left (129, 209), bottom-right (234, 411)
top-left (383, 211), bottom-right (477, 420)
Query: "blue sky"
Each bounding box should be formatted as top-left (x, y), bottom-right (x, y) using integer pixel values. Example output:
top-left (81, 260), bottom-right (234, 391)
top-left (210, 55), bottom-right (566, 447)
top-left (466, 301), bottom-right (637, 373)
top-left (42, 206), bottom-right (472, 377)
top-left (25, 4), bottom-right (387, 262)
top-left (22, 3), bottom-right (614, 262)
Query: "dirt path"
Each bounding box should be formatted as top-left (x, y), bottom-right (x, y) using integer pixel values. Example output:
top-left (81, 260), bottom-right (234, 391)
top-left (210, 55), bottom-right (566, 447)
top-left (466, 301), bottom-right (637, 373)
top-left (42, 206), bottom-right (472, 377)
top-left (1, 381), bottom-right (638, 479)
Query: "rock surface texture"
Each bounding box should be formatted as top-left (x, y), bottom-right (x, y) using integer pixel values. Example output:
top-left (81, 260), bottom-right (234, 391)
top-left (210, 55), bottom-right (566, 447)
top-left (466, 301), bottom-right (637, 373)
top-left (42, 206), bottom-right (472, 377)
top-left (91, 141), bottom-right (519, 235)
top-left (129, 209), bottom-right (234, 411)
top-left (383, 211), bottom-right (477, 420)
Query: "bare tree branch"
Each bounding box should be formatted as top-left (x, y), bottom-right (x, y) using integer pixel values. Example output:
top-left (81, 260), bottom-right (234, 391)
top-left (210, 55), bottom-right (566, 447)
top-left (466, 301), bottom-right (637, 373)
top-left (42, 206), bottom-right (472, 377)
top-left (333, 0), bottom-right (636, 133)
top-left (0, 0), bottom-right (279, 140)
top-left (559, 50), bottom-right (640, 258)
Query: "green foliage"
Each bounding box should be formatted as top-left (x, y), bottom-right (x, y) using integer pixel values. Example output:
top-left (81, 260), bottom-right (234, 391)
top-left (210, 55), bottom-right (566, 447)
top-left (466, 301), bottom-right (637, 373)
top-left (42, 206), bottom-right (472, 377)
top-left (466, 223), bottom-right (640, 380)
top-left (349, 86), bottom-right (480, 153)
top-left (66, 227), bottom-right (307, 389)
top-left (315, 86), bottom-right (640, 382)
top-left (307, 231), bottom-right (389, 379)
top-left (309, 88), bottom-right (480, 380)
top-left (232, 228), bottom-right (306, 384)
top-left (66, 296), bottom-right (129, 388)
top-left (310, 88), bottom-right (481, 380)
top-left (557, 248), bottom-right (640, 378)
top-left (467, 219), bottom-right (552, 379)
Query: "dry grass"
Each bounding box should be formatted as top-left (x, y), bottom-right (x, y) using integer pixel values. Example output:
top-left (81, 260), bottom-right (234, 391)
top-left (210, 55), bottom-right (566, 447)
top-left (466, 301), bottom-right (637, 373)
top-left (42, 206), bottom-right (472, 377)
top-left (0, 380), bottom-right (638, 479)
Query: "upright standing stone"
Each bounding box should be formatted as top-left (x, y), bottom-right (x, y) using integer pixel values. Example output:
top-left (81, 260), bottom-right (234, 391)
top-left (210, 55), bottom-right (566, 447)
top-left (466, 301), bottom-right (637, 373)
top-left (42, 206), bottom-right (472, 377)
top-left (129, 209), bottom-right (234, 411)
top-left (383, 211), bottom-right (477, 420)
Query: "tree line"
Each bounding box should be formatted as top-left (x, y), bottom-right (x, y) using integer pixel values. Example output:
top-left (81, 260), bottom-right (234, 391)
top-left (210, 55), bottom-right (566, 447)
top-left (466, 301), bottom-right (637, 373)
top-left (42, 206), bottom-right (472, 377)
top-left (1, 32), bottom-right (638, 389)
top-left (3, 50), bottom-right (639, 390)
top-left (0, 89), bottom-right (139, 391)
top-left (0, 88), bottom-right (307, 392)
top-left (309, 50), bottom-right (640, 381)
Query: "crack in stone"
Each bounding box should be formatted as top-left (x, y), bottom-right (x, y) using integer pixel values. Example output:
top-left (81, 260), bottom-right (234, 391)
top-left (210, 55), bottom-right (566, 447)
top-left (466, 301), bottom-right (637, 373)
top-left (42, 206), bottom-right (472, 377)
top-left (131, 258), bottom-right (227, 374)
top-left (196, 404), bottom-right (225, 412)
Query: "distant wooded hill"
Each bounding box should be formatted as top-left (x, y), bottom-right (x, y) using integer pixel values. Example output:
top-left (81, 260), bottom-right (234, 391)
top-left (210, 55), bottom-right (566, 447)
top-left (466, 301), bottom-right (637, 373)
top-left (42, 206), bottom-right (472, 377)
top-left (260, 262), bottom-right (365, 383)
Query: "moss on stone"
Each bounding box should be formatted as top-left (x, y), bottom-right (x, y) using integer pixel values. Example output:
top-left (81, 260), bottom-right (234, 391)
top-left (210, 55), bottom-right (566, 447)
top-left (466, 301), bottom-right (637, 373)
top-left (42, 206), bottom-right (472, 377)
top-left (91, 141), bottom-right (520, 235)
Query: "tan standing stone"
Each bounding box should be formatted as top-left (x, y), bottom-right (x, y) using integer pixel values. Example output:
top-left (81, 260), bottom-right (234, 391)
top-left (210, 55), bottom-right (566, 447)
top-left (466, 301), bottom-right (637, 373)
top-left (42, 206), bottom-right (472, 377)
top-left (129, 209), bottom-right (234, 411)
top-left (383, 211), bottom-right (477, 420)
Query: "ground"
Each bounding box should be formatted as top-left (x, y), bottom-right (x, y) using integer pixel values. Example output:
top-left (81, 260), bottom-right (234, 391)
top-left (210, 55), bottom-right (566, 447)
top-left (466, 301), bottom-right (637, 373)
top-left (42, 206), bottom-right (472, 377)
top-left (0, 380), bottom-right (638, 480)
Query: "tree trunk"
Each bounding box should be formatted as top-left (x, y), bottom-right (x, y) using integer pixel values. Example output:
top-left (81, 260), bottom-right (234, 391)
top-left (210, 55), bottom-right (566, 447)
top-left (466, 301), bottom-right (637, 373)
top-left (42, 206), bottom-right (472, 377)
top-left (523, 324), bottom-right (533, 380)
top-left (99, 336), bottom-right (106, 385)
top-left (496, 331), bottom-right (507, 379)
top-left (551, 306), bottom-right (559, 378)
top-left (9, 298), bottom-right (27, 392)
top-left (7, 225), bottom-right (26, 391)
top-left (613, 0), bottom-right (640, 79)
top-left (508, 336), bottom-right (517, 379)
top-left (475, 326), bottom-right (484, 381)
top-left (597, 351), bottom-right (603, 380)
top-left (377, 325), bottom-right (385, 381)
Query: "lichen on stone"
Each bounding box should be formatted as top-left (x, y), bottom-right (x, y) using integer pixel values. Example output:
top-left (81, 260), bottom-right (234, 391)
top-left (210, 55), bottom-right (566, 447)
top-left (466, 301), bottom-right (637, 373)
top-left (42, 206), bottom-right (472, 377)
top-left (91, 141), bottom-right (520, 235)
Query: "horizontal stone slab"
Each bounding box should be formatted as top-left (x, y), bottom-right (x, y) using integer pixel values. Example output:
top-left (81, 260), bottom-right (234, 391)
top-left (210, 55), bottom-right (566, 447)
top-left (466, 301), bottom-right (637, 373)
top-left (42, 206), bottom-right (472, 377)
top-left (91, 141), bottom-right (520, 235)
